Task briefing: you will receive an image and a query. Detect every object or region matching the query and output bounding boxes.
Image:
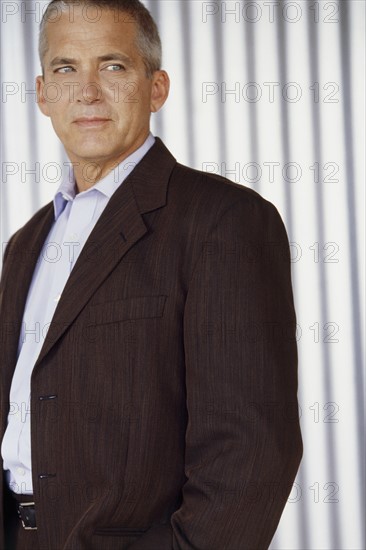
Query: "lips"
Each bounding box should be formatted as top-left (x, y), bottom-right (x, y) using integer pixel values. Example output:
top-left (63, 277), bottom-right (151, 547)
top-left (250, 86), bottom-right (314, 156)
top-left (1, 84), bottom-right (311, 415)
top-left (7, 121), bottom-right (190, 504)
top-left (73, 117), bottom-right (111, 127)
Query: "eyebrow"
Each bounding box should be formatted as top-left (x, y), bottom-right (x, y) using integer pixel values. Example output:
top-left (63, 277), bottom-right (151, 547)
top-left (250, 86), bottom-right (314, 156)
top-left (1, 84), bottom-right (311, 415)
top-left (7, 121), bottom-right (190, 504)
top-left (49, 53), bottom-right (133, 68)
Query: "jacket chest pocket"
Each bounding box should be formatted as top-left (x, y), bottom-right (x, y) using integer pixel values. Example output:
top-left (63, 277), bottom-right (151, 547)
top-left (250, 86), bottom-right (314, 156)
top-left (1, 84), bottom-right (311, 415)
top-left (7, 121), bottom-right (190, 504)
top-left (88, 295), bottom-right (167, 326)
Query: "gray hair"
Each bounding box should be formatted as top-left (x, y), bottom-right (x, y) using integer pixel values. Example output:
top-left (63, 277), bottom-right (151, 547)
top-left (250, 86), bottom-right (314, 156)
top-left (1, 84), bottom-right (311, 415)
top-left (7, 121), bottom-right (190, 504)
top-left (39, 0), bottom-right (162, 78)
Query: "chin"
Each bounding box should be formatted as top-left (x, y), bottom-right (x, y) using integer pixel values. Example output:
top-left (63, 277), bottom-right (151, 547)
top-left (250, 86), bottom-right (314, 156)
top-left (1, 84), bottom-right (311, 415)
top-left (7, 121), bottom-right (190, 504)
top-left (71, 144), bottom-right (116, 160)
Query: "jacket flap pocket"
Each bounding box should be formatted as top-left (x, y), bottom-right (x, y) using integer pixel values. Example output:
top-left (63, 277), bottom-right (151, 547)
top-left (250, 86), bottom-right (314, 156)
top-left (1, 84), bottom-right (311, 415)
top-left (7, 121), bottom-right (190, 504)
top-left (94, 526), bottom-right (149, 536)
top-left (89, 295), bottom-right (167, 325)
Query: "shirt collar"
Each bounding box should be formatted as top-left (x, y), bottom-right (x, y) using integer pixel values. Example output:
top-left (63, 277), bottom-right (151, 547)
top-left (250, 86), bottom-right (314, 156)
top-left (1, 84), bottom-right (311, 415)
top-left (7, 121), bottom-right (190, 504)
top-left (53, 132), bottom-right (156, 220)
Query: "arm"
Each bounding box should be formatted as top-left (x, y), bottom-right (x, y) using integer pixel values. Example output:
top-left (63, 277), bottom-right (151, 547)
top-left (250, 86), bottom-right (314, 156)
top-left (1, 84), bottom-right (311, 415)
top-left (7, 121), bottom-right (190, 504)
top-left (131, 197), bottom-right (303, 550)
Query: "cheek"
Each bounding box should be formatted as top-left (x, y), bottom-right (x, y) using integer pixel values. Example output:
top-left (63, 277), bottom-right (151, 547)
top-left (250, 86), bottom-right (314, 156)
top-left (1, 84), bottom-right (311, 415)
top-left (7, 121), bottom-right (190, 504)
top-left (109, 77), bottom-right (151, 106)
top-left (109, 82), bottom-right (140, 105)
top-left (49, 117), bottom-right (67, 140)
top-left (42, 82), bottom-right (66, 105)
top-left (46, 91), bottom-right (69, 117)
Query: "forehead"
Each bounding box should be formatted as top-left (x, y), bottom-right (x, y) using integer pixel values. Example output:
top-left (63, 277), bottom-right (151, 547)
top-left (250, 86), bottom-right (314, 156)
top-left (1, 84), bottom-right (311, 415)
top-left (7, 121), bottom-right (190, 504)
top-left (44, 6), bottom-right (139, 56)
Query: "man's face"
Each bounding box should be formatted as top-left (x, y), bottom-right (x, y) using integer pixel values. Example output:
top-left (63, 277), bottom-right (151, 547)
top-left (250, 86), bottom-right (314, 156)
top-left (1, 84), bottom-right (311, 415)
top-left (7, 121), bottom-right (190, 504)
top-left (36, 6), bottom-right (168, 168)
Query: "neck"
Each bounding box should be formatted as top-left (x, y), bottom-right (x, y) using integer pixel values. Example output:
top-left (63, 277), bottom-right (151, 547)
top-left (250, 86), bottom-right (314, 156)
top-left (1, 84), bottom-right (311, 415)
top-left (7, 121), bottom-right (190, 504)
top-left (73, 161), bottom-right (109, 193)
top-left (67, 132), bottom-right (150, 193)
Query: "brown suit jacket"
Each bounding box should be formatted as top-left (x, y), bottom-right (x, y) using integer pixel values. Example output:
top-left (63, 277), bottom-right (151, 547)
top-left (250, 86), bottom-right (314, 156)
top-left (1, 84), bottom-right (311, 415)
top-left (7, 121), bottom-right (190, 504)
top-left (0, 138), bottom-right (302, 549)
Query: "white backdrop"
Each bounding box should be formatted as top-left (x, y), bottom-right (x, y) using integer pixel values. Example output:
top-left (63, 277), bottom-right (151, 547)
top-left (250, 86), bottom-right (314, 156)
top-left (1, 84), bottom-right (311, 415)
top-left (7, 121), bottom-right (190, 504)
top-left (0, 1), bottom-right (365, 548)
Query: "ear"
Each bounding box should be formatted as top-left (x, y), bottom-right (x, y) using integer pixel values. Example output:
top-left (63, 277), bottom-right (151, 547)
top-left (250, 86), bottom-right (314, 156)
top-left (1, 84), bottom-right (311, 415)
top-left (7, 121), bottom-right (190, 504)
top-left (150, 70), bottom-right (170, 113)
top-left (36, 75), bottom-right (50, 117)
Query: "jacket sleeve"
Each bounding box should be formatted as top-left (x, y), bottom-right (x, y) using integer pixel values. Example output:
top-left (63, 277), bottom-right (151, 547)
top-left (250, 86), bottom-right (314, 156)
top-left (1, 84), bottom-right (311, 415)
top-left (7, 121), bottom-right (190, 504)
top-left (130, 196), bottom-right (303, 550)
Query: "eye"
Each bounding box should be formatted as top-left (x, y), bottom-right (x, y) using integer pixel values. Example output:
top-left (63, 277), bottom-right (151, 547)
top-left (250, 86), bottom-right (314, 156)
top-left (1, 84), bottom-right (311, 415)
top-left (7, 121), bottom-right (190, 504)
top-left (55, 66), bottom-right (74, 74)
top-left (104, 64), bottom-right (125, 72)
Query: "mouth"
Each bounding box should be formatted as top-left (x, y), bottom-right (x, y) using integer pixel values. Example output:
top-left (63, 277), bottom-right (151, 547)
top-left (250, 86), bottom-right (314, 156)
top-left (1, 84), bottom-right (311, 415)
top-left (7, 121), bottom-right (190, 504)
top-left (73, 117), bottom-right (111, 128)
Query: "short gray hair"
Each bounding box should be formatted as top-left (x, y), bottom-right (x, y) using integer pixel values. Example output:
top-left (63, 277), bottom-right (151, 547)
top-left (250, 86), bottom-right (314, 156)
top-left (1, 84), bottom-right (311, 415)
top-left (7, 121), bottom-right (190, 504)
top-left (39, 0), bottom-right (162, 78)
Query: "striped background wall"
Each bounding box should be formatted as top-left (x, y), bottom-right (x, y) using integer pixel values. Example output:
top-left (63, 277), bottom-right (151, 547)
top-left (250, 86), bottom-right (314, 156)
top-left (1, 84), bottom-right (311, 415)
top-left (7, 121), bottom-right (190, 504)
top-left (0, 1), bottom-right (364, 548)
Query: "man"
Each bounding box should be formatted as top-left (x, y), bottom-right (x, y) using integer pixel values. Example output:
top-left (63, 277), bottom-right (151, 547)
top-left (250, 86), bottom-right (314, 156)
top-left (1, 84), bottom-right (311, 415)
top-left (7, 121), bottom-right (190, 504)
top-left (0, 0), bottom-right (303, 548)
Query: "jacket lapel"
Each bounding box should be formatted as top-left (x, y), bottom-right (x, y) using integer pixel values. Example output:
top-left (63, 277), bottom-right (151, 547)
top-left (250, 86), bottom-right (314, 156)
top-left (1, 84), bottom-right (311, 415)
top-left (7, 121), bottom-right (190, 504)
top-left (32, 137), bottom-right (176, 370)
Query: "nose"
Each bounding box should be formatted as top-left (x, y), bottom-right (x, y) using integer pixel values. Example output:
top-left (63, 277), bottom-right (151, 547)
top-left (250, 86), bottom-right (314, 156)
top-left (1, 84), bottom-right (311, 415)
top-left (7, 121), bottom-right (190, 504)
top-left (75, 69), bottom-right (103, 104)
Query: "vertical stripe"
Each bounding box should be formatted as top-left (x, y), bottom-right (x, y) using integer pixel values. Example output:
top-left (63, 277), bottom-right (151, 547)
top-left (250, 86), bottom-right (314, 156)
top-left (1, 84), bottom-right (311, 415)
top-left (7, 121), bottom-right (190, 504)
top-left (244, 0), bottom-right (260, 193)
top-left (339, 0), bottom-right (365, 541)
top-left (179, 1), bottom-right (196, 167)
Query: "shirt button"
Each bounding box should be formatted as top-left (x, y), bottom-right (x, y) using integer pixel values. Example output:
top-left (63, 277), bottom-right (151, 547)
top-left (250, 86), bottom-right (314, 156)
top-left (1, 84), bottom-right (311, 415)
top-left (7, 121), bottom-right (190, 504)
top-left (16, 467), bottom-right (26, 476)
top-left (54, 294), bottom-right (61, 302)
top-left (67, 233), bottom-right (78, 241)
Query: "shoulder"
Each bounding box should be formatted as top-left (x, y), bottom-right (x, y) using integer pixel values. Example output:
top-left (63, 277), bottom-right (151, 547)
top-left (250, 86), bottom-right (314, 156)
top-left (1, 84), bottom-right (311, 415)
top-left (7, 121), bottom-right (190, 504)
top-left (12, 201), bottom-right (52, 237)
top-left (3, 201), bottom-right (53, 258)
top-left (169, 161), bottom-right (284, 231)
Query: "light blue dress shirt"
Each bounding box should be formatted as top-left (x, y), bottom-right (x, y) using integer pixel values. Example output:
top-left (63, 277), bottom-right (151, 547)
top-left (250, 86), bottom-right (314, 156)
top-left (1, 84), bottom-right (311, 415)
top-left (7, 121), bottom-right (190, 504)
top-left (1, 133), bottom-right (155, 494)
